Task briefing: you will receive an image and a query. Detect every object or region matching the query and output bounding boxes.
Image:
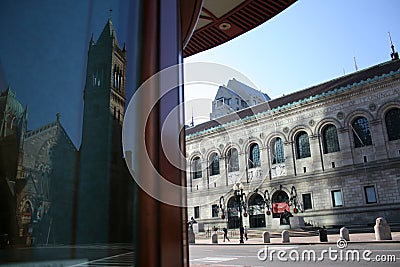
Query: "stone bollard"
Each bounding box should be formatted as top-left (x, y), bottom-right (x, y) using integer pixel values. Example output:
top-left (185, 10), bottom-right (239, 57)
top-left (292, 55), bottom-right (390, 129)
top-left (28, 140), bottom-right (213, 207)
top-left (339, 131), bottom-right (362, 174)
top-left (263, 231), bottom-right (270, 243)
top-left (281, 230), bottom-right (290, 243)
top-left (212, 233), bottom-right (218, 244)
top-left (374, 217), bottom-right (392, 240)
top-left (340, 227), bottom-right (350, 241)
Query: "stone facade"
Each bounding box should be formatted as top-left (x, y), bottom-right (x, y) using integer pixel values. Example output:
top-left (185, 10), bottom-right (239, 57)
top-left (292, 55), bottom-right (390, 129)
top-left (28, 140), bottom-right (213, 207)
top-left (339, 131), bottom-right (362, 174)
top-left (0, 87), bottom-right (77, 245)
top-left (19, 117), bottom-right (76, 245)
top-left (186, 59), bottom-right (400, 231)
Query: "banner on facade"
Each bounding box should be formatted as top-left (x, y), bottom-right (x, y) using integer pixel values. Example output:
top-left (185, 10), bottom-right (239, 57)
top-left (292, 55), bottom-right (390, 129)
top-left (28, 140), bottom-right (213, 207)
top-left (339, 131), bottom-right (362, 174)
top-left (272, 202), bottom-right (289, 214)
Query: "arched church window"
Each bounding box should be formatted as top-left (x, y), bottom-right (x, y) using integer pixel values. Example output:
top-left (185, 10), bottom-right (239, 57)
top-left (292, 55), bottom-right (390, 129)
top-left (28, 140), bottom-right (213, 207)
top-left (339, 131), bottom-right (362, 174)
top-left (226, 148), bottom-right (239, 172)
top-left (271, 137), bottom-right (285, 164)
top-left (209, 153), bottom-right (220, 176)
top-left (113, 64), bottom-right (117, 88)
top-left (296, 131), bottom-right (311, 159)
top-left (352, 117), bottom-right (372, 148)
top-left (322, 124), bottom-right (340, 153)
top-left (248, 143), bottom-right (260, 168)
top-left (192, 157), bottom-right (202, 179)
top-left (385, 108), bottom-right (400, 141)
top-left (119, 69), bottom-right (123, 90)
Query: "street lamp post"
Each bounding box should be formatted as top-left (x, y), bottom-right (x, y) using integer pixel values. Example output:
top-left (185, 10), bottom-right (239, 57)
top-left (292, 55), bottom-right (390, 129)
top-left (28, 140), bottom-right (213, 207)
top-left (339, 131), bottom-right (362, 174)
top-left (233, 182), bottom-right (246, 243)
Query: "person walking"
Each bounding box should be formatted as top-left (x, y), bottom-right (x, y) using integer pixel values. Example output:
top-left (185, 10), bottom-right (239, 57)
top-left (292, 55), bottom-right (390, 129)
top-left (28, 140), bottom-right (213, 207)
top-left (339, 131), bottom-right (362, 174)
top-left (244, 226), bottom-right (248, 241)
top-left (223, 227), bottom-right (230, 242)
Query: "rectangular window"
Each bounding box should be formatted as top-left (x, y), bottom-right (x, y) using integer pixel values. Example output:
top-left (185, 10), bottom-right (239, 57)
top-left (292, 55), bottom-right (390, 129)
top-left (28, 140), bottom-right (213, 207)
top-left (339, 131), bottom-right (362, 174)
top-left (212, 204), bottom-right (218, 218)
top-left (226, 98), bottom-right (232, 106)
top-left (331, 162), bottom-right (335, 168)
top-left (364, 186), bottom-right (377, 204)
top-left (194, 206), bottom-right (200, 219)
top-left (331, 190), bottom-right (343, 207)
top-left (302, 193), bottom-right (312, 210)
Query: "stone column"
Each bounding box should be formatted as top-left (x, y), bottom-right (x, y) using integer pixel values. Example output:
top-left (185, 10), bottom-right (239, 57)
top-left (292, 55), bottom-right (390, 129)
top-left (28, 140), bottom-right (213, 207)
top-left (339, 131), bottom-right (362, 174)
top-left (309, 134), bottom-right (323, 172)
top-left (238, 151), bottom-right (247, 183)
top-left (283, 141), bottom-right (295, 176)
top-left (337, 128), bottom-right (354, 166)
top-left (370, 120), bottom-right (388, 161)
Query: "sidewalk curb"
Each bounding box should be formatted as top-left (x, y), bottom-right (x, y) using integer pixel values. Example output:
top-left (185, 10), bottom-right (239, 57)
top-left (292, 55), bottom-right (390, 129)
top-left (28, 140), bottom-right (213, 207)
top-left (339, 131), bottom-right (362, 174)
top-left (190, 240), bottom-right (400, 246)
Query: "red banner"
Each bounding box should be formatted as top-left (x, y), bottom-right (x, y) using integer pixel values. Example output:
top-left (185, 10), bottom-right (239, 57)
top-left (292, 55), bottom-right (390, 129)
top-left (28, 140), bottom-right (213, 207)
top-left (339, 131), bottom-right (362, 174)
top-left (272, 202), bottom-right (289, 214)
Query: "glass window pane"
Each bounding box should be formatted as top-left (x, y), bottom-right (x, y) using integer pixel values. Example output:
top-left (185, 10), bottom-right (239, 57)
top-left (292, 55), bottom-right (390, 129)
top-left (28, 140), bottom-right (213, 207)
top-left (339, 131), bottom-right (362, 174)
top-left (249, 143), bottom-right (260, 168)
top-left (323, 124), bottom-right (340, 153)
top-left (332, 190), bottom-right (343, 207)
top-left (385, 108), bottom-right (400, 141)
top-left (302, 193), bottom-right (312, 210)
top-left (297, 132), bottom-right (311, 159)
top-left (209, 153), bottom-right (220, 176)
top-left (352, 117), bottom-right (372, 148)
top-left (194, 206), bottom-right (200, 219)
top-left (227, 148), bottom-right (239, 172)
top-left (364, 186), bottom-right (377, 204)
top-left (272, 137), bottom-right (285, 164)
top-left (193, 157), bottom-right (202, 179)
top-left (212, 204), bottom-right (219, 217)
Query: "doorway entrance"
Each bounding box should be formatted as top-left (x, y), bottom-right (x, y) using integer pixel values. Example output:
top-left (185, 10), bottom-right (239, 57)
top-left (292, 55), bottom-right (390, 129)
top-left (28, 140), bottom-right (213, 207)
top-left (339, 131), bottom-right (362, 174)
top-left (248, 194), bottom-right (265, 228)
top-left (271, 190), bottom-right (289, 219)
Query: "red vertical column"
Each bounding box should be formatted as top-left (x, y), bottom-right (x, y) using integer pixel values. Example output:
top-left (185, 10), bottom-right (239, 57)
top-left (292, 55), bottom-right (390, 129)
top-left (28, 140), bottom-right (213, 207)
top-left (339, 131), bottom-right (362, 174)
top-left (134, 0), bottom-right (188, 266)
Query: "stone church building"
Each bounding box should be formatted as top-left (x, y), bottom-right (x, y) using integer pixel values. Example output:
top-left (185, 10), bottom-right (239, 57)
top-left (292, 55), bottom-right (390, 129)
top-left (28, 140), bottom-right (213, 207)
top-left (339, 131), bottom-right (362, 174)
top-left (0, 88), bottom-right (76, 245)
top-left (186, 57), bottom-right (400, 231)
top-left (0, 17), bottom-right (133, 245)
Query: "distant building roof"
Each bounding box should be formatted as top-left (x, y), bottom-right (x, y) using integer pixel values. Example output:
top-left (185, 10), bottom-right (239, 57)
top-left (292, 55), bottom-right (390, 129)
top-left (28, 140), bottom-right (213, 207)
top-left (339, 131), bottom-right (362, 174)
top-left (226, 78), bottom-right (270, 101)
top-left (210, 78), bottom-right (270, 120)
top-left (187, 59), bottom-right (400, 137)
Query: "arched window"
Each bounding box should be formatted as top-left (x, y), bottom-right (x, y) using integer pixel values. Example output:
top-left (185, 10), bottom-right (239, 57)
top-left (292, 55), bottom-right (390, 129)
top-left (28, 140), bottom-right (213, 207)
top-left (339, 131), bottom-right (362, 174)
top-left (226, 148), bottom-right (239, 172)
top-left (248, 143), bottom-right (260, 168)
top-left (352, 117), bottom-right (372, 148)
top-left (113, 64), bottom-right (117, 88)
top-left (322, 124), bottom-right (340, 153)
top-left (192, 157), bottom-right (202, 179)
top-left (385, 108), bottom-right (400, 141)
top-left (209, 153), bottom-right (220, 176)
top-left (296, 131), bottom-right (311, 159)
top-left (271, 137), bottom-right (285, 164)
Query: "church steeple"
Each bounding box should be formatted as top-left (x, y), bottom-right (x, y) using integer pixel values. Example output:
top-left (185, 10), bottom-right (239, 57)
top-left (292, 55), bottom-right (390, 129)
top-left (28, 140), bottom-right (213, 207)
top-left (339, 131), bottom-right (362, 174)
top-left (77, 15), bottom-right (132, 244)
top-left (96, 16), bottom-right (120, 48)
top-left (89, 33), bottom-right (94, 46)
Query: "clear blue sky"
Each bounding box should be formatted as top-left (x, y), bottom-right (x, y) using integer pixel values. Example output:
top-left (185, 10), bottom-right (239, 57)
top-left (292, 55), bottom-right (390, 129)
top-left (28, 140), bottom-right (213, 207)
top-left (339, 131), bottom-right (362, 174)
top-left (0, 0), bottom-right (399, 145)
top-left (184, 0), bottom-right (400, 121)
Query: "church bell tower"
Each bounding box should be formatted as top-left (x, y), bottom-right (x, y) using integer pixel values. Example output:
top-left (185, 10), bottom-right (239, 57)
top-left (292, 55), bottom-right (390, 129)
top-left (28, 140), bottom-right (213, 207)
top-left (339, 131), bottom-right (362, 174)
top-left (76, 16), bottom-right (133, 243)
